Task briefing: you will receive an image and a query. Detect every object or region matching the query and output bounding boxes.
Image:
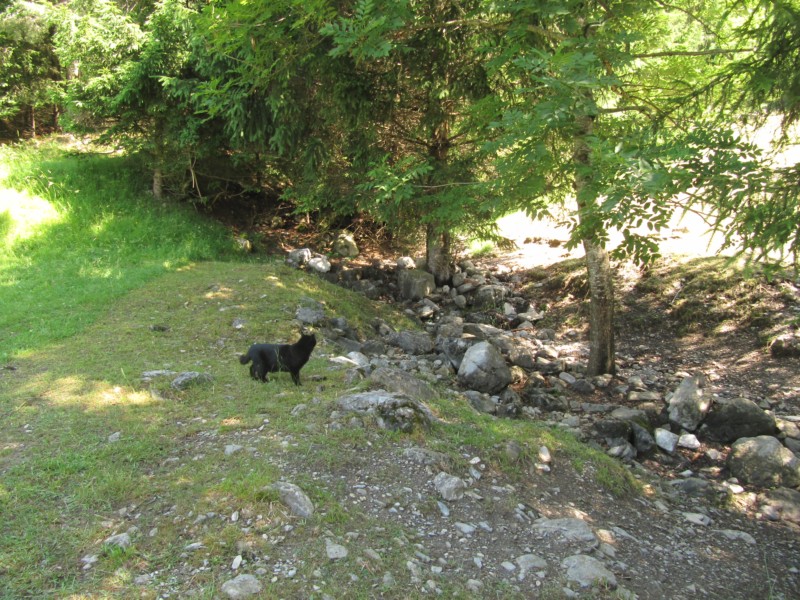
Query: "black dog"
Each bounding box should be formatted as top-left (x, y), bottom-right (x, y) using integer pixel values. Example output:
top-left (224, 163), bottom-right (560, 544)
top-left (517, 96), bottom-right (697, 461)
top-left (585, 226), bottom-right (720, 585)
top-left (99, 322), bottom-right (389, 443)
top-left (239, 332), bottom-right (316, 385)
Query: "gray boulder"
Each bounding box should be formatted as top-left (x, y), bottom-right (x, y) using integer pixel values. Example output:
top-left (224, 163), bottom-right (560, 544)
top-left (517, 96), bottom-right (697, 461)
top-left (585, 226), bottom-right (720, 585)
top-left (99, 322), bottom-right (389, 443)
top-left (398, 269), bottom-right (435, 300)
top-left (702, 397), bottom-right (777, 443)
top-left (337, 390), bottom-right (437, 432)
top-left (457, 341), bottom-right (512, 394)
top-left (472, 284), bottom-right (510, 308)
top-left (668, 375), bottom-right (710, 432)
top-left (385, 330), bottom-right (435, 355)
top-left (728, 436), bottom-right (800, 488)
top-left (437, 336), bottom-right (475, 370)
top-left (369, 366), bottom-right (437, 403)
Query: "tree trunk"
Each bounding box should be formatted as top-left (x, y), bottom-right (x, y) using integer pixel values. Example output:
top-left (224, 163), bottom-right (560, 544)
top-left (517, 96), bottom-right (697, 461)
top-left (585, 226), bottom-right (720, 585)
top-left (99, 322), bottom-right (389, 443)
top-left (426, 224), bottom-right (453, 286)
top-left (583, 239), bottom-right (616, 375)
top-left (425, 119), bottom-right (454, 285)
top-left (152, 166), bottom-right (164, 200)
top-left (574, 112), bottom-right (616, 376)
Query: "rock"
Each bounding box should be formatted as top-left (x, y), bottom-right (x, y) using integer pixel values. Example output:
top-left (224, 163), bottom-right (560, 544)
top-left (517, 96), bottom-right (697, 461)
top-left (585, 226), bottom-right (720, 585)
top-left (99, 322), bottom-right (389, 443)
top-left (108, 431), bottom-right (121, 443)
top-left (759, 487), bottom-right (800, 524)
top-left (655, 428), bottom-right (679, 454)
top-left (561, 555), bottom-right (617, 589)
top-left (670, 477), bottom-right (712, 498)
top-left (337, 390), bottom-right (436, 432)
top-left (171, 371), bottom-right (213, 390)
top-left (225, 444), bottom-right (244, 456)
top-left (103, 532), bottom-right (131, 549)
top-left (307, 255), bottom-right (331, 273)
top-left (325, 539), bottom-right (348, 560)
top-left (516, 553), bottom-right (548, 576)
top-left (433, 472), bottom-right (466, 501)
top-left (702, 397), bottom-right (777, 443)
top-left (333, 232), bottom-right (359, 257)
top-left (141, 369), bottom-right (177, 380)
top-left (369, 367), bottom-right (437, 402)
top-left (715, 529), bottom-right (757, 545)
top-left (533, 518), bottom-right (597, 544)
top-left (728, 436), bottom-right (800, 488)
top-left (678, 433), bottom-right (701, 450)
top-left (398, 269), bottom-right (435, 301)
top-left (472, 284), bottom-right (509, 308)
top-left (295, 300), bottom-right (326, 325)
top-left (463, 390), bottom-right (496, 414)
top-left (385, 330), bottom-right (435, 355)
top-left (594, 418), bottom-right (632, 440)
top-left (221, 574), bottom-right (262, 599)
top-left (397, 256), bottom-right (416, 269)
top-left (770, 332), bottom-right (800, 357)
top-left (268, 482), bottom-right (315, 518)
top-left (457, 341), bottom-right (512, 394)
top-left (438, 336), bottom-right (475, 370)
top-left (668, 375), bottom-right (710, 432)
top-left (287, 248), bottom-right (312, 266)
top-left (683, 511), bottom-right (712, 526)
top-left (402, 447), bottom-right (449, 467)
top-left (631, 422), bottom-right (656, 455)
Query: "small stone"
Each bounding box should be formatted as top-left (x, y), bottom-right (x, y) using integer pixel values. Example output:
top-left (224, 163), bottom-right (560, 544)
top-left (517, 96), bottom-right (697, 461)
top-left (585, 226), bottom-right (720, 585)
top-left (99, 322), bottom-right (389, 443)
top-left (716, 529), bottom-right (757, 545)
top-left (678, 433), bottom-right (701, 450)
top-left (171, 371), bottom-right (213, 390)
top-left (516, 553), bottom-right (548, 575)
top-left (655, 428), bottom-right (679, 454)
top-left (269, 482), bottom-right (315, 518)
top-left (326, 539), bottom-right (348, 560)
top-left (433, 472), bottom-right (466, 501)
top-left (538, 446), bottom-right (552, 463)
top-left (108, 432), bottom-right (121, 443)
top-left (455, 522), bottom-right (476, 535)
top-left (561, 554), bottom-right (617, 589)
top-left (225, 444), bottom-right (244, 456)
top-left (231, 555), bottom-right (243, 570)
top-left (683, 512), bottom-right (712, 526)
top-left (103, 533), bottom-right (131, 549)
top-left (501, 561), bottom-right (516, 572)
top-left (221, 574), bottom-right (262, 599)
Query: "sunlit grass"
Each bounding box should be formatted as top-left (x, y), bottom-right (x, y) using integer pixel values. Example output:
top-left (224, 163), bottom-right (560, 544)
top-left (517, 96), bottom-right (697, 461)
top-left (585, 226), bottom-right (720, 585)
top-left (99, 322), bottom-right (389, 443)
top-left (0, 141), bottom-right (239, 362)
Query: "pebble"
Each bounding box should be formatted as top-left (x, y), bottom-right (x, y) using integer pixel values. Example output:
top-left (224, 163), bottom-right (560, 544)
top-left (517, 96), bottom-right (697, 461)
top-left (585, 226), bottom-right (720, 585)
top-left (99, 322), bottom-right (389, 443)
top-left (221, 573), bottom-right (262, 599)
top-left (326, 539), bottom-right (348, 560)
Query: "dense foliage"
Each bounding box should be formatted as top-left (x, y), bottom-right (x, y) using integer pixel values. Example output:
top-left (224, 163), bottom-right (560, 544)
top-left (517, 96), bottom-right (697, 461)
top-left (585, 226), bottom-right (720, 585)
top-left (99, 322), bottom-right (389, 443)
top-left (2, 0), bottom-right (798, 373)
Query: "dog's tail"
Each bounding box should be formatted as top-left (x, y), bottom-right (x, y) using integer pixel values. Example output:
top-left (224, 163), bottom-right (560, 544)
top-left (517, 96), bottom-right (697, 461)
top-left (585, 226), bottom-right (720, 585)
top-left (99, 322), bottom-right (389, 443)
top-left (239, 354), bottom-right (251, 365)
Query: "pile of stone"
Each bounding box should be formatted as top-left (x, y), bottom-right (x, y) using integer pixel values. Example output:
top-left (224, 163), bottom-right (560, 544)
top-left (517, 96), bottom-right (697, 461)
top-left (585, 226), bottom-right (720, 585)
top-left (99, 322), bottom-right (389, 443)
top-left (285, 243), bottom-right (800, 523)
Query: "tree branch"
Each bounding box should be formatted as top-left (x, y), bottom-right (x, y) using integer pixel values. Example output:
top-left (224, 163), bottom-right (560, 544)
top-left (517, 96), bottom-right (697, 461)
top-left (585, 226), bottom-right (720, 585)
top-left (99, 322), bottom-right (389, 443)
top-left (633, 48), bottom-right (752, 59)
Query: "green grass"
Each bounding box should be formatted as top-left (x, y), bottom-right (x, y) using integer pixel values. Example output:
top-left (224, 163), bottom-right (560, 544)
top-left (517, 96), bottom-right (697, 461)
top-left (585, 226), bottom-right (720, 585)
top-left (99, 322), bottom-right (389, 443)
top-left (0, 140), bottom-right (641, 599)
top-left (0, 141), bottom-right (239, 362)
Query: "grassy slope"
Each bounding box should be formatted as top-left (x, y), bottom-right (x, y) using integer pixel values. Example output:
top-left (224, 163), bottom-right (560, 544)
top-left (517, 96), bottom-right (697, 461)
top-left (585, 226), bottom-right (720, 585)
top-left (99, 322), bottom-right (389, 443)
top-left (0, 141), bottom-right (237, 362)
top-left (0, 142), bottom-right (635, 598)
